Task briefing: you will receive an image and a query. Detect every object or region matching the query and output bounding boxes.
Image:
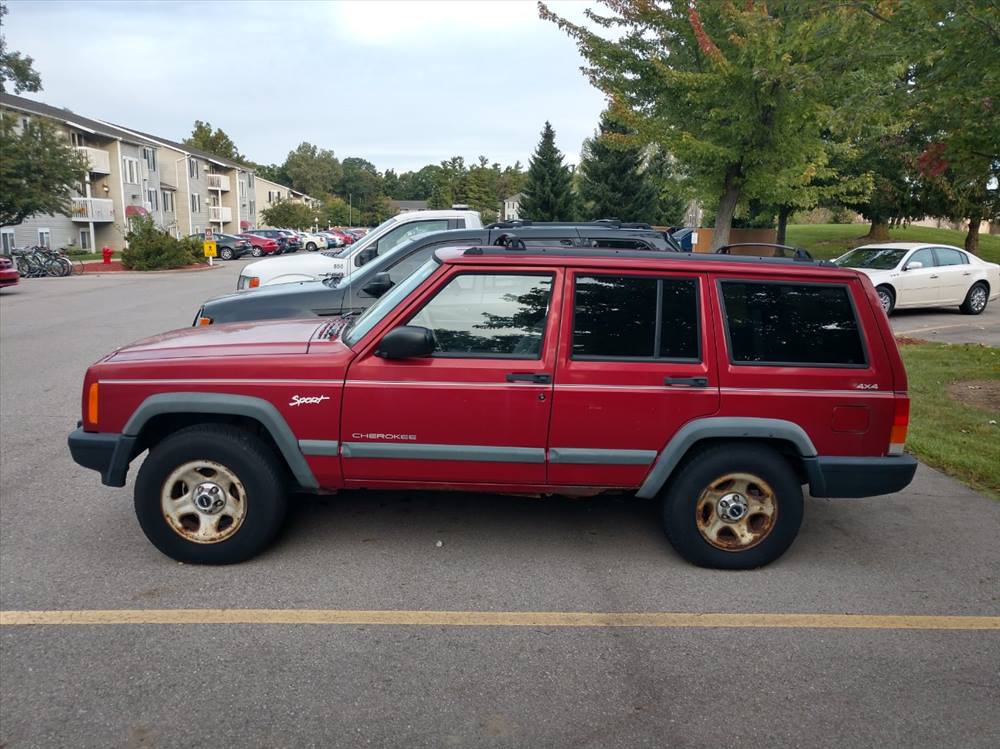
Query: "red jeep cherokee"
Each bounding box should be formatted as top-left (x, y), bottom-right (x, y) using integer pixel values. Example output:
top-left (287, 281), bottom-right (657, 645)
top-left (68, 247), bottom-right (917, 568)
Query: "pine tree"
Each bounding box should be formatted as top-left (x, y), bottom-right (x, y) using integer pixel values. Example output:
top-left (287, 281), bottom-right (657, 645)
top-left (578, 110), bottom-right (656, 222)
top-left (519, 122), bottom-right (576, 221)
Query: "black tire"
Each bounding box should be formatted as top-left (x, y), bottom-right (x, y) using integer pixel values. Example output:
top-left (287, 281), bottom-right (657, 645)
top-left (134, 424), bottom-right (288, 564)
top-left (661, 444), bottom-right (803, 569)
top-left (959, 282), bottom-right (989, 315)
top-left (306, 242), bottom-right (317, 251)
top-left (220, 247), bottom-right (234, 261)
top-left (876, 285), bottom-right (895, 316)
top-left (251, 247), bottom-right (263, 257)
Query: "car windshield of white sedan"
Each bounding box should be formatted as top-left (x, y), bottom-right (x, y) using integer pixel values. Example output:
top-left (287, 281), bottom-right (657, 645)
top-left (835, 248), bottom-right (908, 270)
top-left (343, 258), bottom-right (439, 345)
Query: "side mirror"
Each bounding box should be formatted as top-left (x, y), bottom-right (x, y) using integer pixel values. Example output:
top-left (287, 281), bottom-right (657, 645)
top-left (362, 272), bottom-right (393, 297)
top-left (904, 261), bottom-right (923, 270)
top-left (375, 325), bottom-right (435, 359)
top-left (356, 247), bottom-right (377, 266)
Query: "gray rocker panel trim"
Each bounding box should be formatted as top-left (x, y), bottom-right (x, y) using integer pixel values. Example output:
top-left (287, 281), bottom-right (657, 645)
top-left (341, 442), bottom-right (545, 463)
top-left (299, 439), bottom-right (340, 457)
top-left (122, 392), bottom-right (319, 489)
top-left (635, 417), bottom-right (817, 499)
top-left (548, 448), bottom-right (657, 465)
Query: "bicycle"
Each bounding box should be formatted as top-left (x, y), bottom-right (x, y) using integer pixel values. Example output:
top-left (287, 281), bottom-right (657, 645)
top-left (10, 246), bottom-right (75, 277)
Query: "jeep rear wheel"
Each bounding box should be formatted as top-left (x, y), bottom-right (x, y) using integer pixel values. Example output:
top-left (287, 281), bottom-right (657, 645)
top-left (134, 424), bottom-right (287, 564)
top-left (661, 444), bottom-right (803, 569)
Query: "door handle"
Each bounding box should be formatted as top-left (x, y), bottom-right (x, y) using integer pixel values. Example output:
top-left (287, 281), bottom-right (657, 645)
top-left (929, 274), bottom-right (938, 279)
top-left (506, 373), bottom-right (551, 384)
top-left (963, 272), bottom-right (972, 276)
top-left (665, 376), bottom-right (709, 387)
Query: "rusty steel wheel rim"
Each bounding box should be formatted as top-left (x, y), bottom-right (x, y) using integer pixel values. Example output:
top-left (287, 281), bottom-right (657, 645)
top-left (695, 472), bottom-right (778, 552)
top-left (160, 460), bottom-right (247, 544)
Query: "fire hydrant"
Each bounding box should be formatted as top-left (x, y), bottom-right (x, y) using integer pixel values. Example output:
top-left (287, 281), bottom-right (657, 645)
top-left (101, 246), bottom-right (113, 264)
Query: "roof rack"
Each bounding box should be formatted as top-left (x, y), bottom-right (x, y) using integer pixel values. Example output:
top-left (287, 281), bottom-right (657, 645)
top-left (460, 246), bottom-right (835, 268)
top-left (715, 243), bottom-right (814, 261)
top-left (485, 220), bottom-right (653, 230)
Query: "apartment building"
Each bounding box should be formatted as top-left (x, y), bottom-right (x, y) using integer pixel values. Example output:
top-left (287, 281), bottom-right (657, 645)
top-left (1, 93), bottom-right (313, 249)
top-left (1, 93), bottom-right (167, 252)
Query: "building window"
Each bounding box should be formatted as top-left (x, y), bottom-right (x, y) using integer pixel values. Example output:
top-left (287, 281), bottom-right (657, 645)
top-left (37, 229), bottom-right (51, 248)
top-left (194, 226), bottom-right (200, 235)
top-left (79, 229), bottom-right (91, 250)
top-left (1, 229), bottom-right (14, 252)
top-left (71, 132), bottom-right (85, 147)
top-left (142, 147), bottom-right (157, 173)
top-left (162, 190), bottom-right (173, 212)
top-left (188, 159), bottom-right (199, 179)
top-left (191, 193), bottom-right (201, 213)
top-left (719, 281), bottom-right (866, 367)
top-left (122, 157), bottom-right (140, 184)
top-left (247, 173), bottom-right (254, 188)
top-left (147, 189), bottom-right (158, 211)
top-left (249, 199), bottom-right (255, 215)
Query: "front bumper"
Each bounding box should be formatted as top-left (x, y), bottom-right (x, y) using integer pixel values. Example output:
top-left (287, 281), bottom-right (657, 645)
top-left (68, 427), bottom-right (137, 487)
top-left (803, 454), bottom-right (918, 498)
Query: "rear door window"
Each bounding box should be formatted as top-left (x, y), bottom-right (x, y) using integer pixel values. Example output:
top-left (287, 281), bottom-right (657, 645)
top-left (572, 275), bottom-right (699, 360)
top-left (719, 281), bottom-right (866, 367)
top-left (933, 247), bottom-right (968, 266)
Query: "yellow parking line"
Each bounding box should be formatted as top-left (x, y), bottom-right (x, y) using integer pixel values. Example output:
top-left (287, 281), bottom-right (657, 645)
top-left (1, 609), bottom-right (998, 630)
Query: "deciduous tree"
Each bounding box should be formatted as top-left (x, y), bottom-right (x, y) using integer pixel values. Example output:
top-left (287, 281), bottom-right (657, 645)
top-left (0, 2), bottom-right (41, 94)
top-left (184, 120), bottom-right (244, 162)
top-left (259, 200), bottom-right (317, 230)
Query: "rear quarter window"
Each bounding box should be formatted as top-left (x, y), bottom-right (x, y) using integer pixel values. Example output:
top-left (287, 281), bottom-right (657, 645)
top-left (719, 280), bottom-right (867, 367)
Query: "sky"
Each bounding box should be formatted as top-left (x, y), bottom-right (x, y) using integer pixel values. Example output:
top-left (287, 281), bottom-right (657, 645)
top-left (4, 0), bottom-right (608, 173)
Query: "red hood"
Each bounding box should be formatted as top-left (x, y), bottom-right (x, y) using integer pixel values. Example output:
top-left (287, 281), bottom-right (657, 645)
top-left (110, 318), bottom-right (328, 361)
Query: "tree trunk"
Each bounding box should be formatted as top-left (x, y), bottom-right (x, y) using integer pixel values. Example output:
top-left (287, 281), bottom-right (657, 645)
top-left (965, 216), bottom-right (981, 255)
top-left (776, 206), bottom-right (792, 246)
top-left (865, 220), bottom-right (890, 240)
top-left (711, 167), bottom-right (742, 250)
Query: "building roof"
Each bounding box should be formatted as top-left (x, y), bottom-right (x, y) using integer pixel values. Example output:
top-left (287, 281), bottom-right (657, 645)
top-left (390, 200), bottom-right (429, 211)
top-left (0, 93), bottom-right (159, 146)
top-left (102, 123), bottom-right (247, 170)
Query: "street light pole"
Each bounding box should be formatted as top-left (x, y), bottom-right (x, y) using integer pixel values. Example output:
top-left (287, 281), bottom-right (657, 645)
top-left (349, 193), bottom-right (352, 226)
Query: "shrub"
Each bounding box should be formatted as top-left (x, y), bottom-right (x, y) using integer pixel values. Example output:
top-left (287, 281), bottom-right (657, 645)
top-left (121, 216), bottom-right (201, 270)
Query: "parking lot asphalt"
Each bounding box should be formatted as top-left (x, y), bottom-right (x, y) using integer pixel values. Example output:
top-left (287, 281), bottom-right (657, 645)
top-left (890, 304), bottom-right (1000, 346)
top-left (1, 266), bottom-right (999, 748)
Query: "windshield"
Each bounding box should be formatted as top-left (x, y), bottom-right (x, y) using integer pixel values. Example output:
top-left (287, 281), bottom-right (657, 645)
top-left (343, 258), bottom-right (439, 346)
top-left (333, 215), bottom-right (398, 258)
top-left (835, 248), bottom-right (908, 270)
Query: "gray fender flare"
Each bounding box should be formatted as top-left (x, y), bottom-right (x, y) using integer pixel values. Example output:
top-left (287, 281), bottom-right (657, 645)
top-left (123, 392), bottom-right (318, 490)
top-left (635, 417), bottom-right (817, 499)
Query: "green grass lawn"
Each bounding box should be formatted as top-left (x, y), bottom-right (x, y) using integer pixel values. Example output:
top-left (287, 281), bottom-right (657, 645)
top-left (786, 224), bottom-right (1000, 264)
top-left (899, 342), bottom-right (1000, 499)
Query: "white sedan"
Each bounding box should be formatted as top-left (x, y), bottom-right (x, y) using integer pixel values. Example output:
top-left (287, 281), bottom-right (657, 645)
top-left (834, 242), bottom-right (999, 315)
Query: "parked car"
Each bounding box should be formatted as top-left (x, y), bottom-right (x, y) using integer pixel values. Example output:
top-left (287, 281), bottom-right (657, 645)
top-left (327, 229), bottom-right (354, 246)
top-left (190, 233), bottom-right (251, 261)
top-left (277, 230), bottom-right (301, 252)
top-left (245, 229), bottom-right (290, 254)
top-left (0, 256), bottom-right (20, 288)
top-left (236, 210), bottom-right (483, 289)
top-left (296, 230), bottom-right (328, 251)
top-left (198, 225), bottom-right (681, 325)
top-left (239, 233), bottom-right (280, 258)
top-left (317, 231), bottom-right (343, 248)
top-left (70, 245), bottom-right (916, 567)
top-left (834, 242), bottom-right (999, 315)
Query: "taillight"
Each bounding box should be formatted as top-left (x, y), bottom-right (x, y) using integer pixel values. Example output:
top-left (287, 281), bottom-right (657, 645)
top-left (889, 395), bottom-right (909, 455)
top-left (87, 382), bottom-right (99, 427)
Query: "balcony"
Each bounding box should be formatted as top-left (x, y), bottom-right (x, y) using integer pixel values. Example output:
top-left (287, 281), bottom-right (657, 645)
top-left (70, 197), bottom-right (115, 222)
top-left (206, 174), bottom-right (231, 192)
top-left (75, 146), bottom-right (111, 175)
top-left (209, 205), bottom-right (233, 223)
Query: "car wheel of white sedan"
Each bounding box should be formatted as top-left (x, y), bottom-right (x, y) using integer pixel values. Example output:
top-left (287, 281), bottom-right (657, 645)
top-left (876, 285), bottom-right (895, 315)
top-left (960, 282), bottom-right (989, 315)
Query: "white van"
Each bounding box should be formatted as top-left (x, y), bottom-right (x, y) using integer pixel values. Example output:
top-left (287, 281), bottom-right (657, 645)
top-left (237, 210), bottom-right (482, 289)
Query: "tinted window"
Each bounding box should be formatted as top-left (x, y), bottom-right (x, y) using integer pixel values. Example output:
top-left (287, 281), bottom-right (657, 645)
top-left (573, 275), bottom-right (699, 360)
top-left (373, 220), bottom-right (450, 261)
top-left (934, 248), bottom-right (967, 266)
top-left (720, 281), bottom-right (866, 366)
top-left (409, 273), bottom-right (553, 358)
top-left (387, 245), bottom-right (440, 283)
top-left (907, 248), bottom-right (935, 268)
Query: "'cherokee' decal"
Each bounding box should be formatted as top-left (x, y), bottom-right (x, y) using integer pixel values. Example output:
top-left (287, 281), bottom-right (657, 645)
top-left (289, 395), bottom-right (331, 406)
top-left (352, 433), bottom-right (417, 441)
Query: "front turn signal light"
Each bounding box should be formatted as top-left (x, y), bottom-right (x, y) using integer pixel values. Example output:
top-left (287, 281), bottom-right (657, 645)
top-left (87, 382), bottom-right (99, 426)
top-left (248, 276), bottom-right (260, 288)
top-left (197, 316), bottom-right (213, 326)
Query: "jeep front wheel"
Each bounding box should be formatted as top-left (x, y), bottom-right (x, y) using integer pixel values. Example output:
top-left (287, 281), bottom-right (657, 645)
top-left (134, 424), bottom-right (287, 564)
top-left (661, 444), bottom-right (803, 569)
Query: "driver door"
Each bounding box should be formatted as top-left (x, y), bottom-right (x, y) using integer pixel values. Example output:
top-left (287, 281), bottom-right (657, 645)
top-left (340, 267), bottom-right (563, 485)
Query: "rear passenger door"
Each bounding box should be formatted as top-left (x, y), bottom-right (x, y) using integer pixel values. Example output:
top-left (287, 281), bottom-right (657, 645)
top-left (931, 247), bottom-right (971, 304)
top-left (547, 270), bottom-right (719, 487)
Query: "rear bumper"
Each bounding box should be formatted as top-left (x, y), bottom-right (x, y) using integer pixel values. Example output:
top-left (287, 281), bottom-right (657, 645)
top-left (803, 454), bottom-right (918, 498)
top-left (68, 427), bottom-right (137, 487)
